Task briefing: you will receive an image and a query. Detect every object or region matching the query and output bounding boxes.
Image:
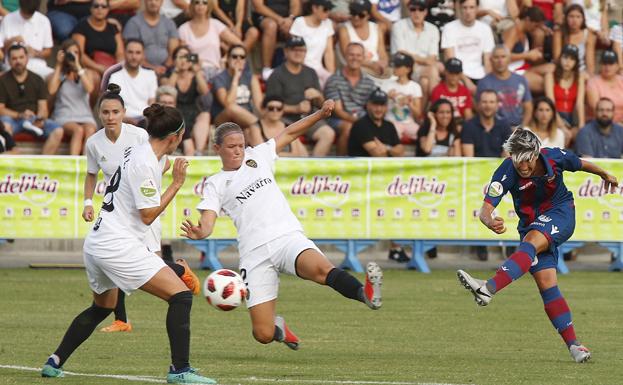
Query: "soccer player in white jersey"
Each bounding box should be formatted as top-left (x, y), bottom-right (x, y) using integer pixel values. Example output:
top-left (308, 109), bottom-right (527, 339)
top-left (41, 104), bottom-right (217, 384)
top-left (181, 100), bottom-right (383, 350)
top-left (82, 84), bottom-right (201, 334)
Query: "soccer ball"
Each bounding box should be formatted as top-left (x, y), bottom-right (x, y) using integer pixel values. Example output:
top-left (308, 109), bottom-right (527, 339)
top-left (203, 269), bottom-right (246, 311)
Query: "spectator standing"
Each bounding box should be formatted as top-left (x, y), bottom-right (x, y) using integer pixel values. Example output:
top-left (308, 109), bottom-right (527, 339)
top-left (102, 39), bottom-right (158, 125)
top-left (391, 0), bottom-right (440, 105)
top-left (212, 0), bottom-right (259, 52)
top-left (324, 42), bottom-right (377, 155)
top-left (289, 0), bottom-right (336, 87)
top-left (416, 98), bottom-right (461, 156)
top-left (258, 95), bottom-right (308, 157)
top-left (430, 58), bottom-right (474, 122)
top-left (545, 43), bottom-right (585, 131)
top-left (178, 0), bottom-right (243, 81)
top-left (380, 53), bottom-right (422, 143)
top-left (123, 0), bottom-right (180, 76)
top-left (477, 45), bottom-right (532, 127)
top-left (160, 45), bottom-right (210, 156)
top-left (47, 0), bottom-right (92, 42)
top-left (0, 0), bottom-right (54, 79)
top-left (553, 4), bottom-right (595, 75)
top-left (72, 0), bottom-right (125, 76)
top-left (0, 44), bottom-right (63, 155)
top-left (337, 0), bottom-right (389, 78)
top-left (587, 50), bottom-right (623, 124)
top-left (211, 45), bottom-right (263, 146)
top-left (441, 0), bottom-right (495, 83)
top-left (575, 98), bottom-right (623, 158)
top-left (251, 0), bottom-right (302, 80)
top-left (48, 39), bottom-right (97, 155)
top-left (525, 96), bottom-right (566, 148)
top-left (265, 36), bottom-right (335, 156)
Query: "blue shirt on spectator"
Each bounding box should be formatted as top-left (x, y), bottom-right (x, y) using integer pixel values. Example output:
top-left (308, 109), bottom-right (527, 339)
top-left (461, 116), bottom-right (513, 157)
top-left (575, 120), bottom-right (623, 158)
top-left (477, 73), bottom-right (532, 127)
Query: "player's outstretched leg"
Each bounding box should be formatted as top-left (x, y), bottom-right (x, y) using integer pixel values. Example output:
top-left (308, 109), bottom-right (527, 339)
top-left (171, 259), bottom-right (201, 295)
top-left (456, 270), bottom-right (492, 306)
top-left (486, 242), bottom-right (536, 294)
top-left (100, 291), bottom-right (132, 332)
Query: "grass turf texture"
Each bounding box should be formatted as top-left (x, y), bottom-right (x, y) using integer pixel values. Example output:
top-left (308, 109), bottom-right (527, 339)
top-left (0, 268), bottom-right (621, 385)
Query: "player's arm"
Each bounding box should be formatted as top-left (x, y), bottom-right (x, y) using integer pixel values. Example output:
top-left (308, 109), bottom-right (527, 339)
top-left (480, 159), bottom-right (514, 234)
top-left (139, 158), bottom-right (188, 225)
top-left (82, 172), bottom-right (97, 221)
top-left (580, 159), bottom-right (619, 193)
top-left (180, 209), bottom-right (218, 240)
top-left (274, 99), bottom-right (334, 153)
top-left (479, 201), bottom-right (506, 234)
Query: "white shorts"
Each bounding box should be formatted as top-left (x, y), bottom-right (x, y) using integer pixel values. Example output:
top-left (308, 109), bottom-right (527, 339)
top-left (239, 231), bottom-right (321, 308)
top-left (84, 245), bottom-right (166, 295)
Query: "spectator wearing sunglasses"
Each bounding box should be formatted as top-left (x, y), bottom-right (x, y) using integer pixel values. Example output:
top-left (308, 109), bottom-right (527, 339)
top-left (212, 45), bottom-right (263, 146)
top-left (0, 43), bottom-right (63, 154)
top-left (258, 95), bottom-right (308, 157)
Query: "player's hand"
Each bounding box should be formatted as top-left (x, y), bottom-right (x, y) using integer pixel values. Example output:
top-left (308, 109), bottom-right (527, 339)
top-left (180, 219), bottom-right (204, 240)
top-left (319, 99), bottom-right (335, 118)
top-left (489, 216), bottom-right (507, 234)
top-left (602, 173), bottom-right (619, 193)
top-left (172, 157), bottom-right (189, 188)
top-left (82, 205), bottom-right (94, 222)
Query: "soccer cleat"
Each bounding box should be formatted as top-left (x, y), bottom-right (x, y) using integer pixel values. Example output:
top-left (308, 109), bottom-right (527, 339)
top-left (176, 259), bottom-right (201, 295)
top-left (100, 319), bottom-right (132, 332)
top-left (167, 367), bottom-right (217, 384)
top-left (363, 262), bottom-right (383, 310)
top-left (569, 344), bottom-right (591, 363)
top-left (41, 358), bottom-right (64, 378)
top-left (274, 315), bottom-right (300, 350)
top-left (457, 270), bottom-right (492, 306)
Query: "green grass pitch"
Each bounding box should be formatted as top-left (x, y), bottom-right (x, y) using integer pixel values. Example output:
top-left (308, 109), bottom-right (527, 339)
top-left (0, 268), bottom-right (622, 385)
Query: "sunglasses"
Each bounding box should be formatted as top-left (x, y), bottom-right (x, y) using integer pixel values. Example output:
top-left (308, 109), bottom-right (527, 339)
top-left (91, 3), bottom-right (108, 8)
top-left (230, 54), bottom-right (246, 60)
top-left (267, 105), bottom-right (283, 112)
top-left (351, 12), bottom-right (368, 18)
top-left (193, 0), bottom-right (209, 4)
top-left (409, 7), bottom-right (426, 12)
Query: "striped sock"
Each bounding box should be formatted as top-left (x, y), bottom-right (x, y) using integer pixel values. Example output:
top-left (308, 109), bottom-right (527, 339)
top-left (541, 285), bottom-right (577, 347)
top-left (486, 242), bottom-right (536, 294)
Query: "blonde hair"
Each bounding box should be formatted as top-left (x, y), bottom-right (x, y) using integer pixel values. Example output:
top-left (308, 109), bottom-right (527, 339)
top-left (188, 0), bottom-right (215, 18)
top-left (503, 128), bottom-right (541, 164)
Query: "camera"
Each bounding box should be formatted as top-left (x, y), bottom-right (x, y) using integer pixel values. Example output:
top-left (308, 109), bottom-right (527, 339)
top-left (65, 52), bottom-right (76, 62)
top-left (187, 53), bottom-right (198, 63)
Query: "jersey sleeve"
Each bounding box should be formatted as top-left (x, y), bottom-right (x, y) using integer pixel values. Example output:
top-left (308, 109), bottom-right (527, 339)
top-left (552, 148), bottom-right (583, 172)
top-left (196, 177), bottom-right (222, 216)
top-left (129, 163), bottom-right (161, 210)
top-left (484, 158), bottom-right (515, 207)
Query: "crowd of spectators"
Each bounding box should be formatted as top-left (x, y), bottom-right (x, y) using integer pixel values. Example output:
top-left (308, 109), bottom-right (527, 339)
top-left (0, 0), bottom-right (621, 160)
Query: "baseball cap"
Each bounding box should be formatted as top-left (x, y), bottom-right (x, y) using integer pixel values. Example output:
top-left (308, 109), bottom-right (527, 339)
top-left (444, 57), bottom-right (463, 73)
top-left (392, 52), bottom-right (414, 68)
top-left (285, 36), bottom-right (306, 48)
top-left (349, 0), bottom-right (372, 14)
top-left (309, 0), bottom-right (334, 10)
top-left (368, 88), bottom-right (388, 105)
top-left (601, 50), bottom-right (618, 65)
top-left (408, 0), bottom-right (428, 9)
top-left (561, 44), bottom-right (579, 58)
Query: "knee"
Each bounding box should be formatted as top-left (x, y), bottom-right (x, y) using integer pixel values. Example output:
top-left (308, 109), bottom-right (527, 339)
top-left (315, 125), bottom-right (335, 142)
top-left (262, 19), bottom-right (277, 35)
top-left (252, 325), bottom-right (275, 344)
top-left (50, 127), bottom-right (64, 141)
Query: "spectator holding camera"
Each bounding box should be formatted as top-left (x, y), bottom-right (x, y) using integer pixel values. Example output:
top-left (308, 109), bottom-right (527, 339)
top-left (265, 36), bottom-right (335, 156)
top-left (48, 39), bottom-right (97, 155)
top-left (0, 43), bottom-right (63, 155)
top-left (257, 95), bottom-right (308, 157)
top-left (416, 99), bottom-right (461, 156)
top-left (161, 45), bottom-right (210, 156)
top-left (211, 44), bottom-right (263, 146)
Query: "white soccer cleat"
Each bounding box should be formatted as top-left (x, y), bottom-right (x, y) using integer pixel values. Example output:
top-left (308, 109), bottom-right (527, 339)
top-left (363, 262), bottom-right (383, 310)
top-left (457, 270), bottom-right (492, 306)
top-left (569, 344), bottom-right (591, 363)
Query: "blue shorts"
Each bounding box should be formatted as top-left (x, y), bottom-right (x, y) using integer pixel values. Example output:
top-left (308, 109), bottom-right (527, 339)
top-left (0, 116), bottom-right (62, 138)
top-left (519, 205), bottom-right (575, 274)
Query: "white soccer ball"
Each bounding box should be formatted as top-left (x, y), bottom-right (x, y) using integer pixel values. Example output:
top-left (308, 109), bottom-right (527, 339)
top-left (203, 269), bottom-right (246, 311)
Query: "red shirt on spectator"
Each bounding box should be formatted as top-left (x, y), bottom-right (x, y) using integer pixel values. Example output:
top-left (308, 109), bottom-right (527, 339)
top-left (431, 82), bottom-right (473, 119)
top-left (533, 0), bottom-right (562, 22)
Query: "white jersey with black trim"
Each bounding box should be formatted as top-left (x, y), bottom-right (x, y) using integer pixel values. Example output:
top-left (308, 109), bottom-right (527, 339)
top-left (84, 142), bottom-right (162, 255)
top-left (197, 139), bottom-right (303, 257)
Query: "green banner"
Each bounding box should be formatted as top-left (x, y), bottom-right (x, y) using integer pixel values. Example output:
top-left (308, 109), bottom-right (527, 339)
top-left (1, 156), bottom-right (622, 241)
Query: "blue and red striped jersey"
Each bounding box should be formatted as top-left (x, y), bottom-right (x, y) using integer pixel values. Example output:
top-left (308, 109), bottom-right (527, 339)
top-left (484, 147), bottom-right (583, 231)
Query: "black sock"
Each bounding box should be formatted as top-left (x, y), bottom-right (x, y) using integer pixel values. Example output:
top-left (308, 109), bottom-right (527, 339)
top-left (167, 291), bottom-right (193, 371)
top-left (162, 244), bottom-right (174, 263)
top-left (54, 303), bottom-right (113, 366)
top-left (273, 325), bottom-right (283, 342)
top-left (325, 268), bottom-right (364, 302)
top-left (114, 291), bottom-right (127, 322)
top-left (164, 260), bottom-right (185, 277)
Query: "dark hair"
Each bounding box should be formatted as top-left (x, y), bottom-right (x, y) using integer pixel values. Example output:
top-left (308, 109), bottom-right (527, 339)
top-left (99, 83), bottom-right (124, 107)
top-left (531, 96), bottom-right (557, 141)
top-left (143, 104), bottom-right (185, 139)
top-left (562, 4), bottom-right (587, 38)
top-left (427, 98), bottom-right (457, 135)
top-left (172, 45), bottom-right (191, 59)
top-left (554, 47), bottom-right (580, 84)
top-left (19, 0), bottom-right (39, 15)
top-left (459, 0), bottom-right (478, 5)
top-left (124, 38), bottom-right (145, 49)
top-left (597, 97), bottom-right (615, 110)
top-left (7, 42), bottom-right (27, 57)
top-left (90, 0), bottom-right (110, 6)
top-left (519, 6), bottom-right (544, 23)
top-left (262, 95), bottom-right (285, 108)
top-left (227, 44), bottom-right (246, 57)
top-left (478, 89), bottom-right (498, 101)
top-left (60, 38), bottom-right (80, 73)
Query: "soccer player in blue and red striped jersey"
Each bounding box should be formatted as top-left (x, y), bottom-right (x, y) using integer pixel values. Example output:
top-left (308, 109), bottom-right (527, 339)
top-left (457, 128), bottom-right (618, 363)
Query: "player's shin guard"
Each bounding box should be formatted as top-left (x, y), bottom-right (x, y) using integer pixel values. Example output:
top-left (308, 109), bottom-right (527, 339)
top-left (54, 303), bottom-right (113, 366)
top-left (114, 290), bottom-right (127, 322)
top-left (166, 290), bottom-right (193, 371)
top-left (325, 267), bottom-right (363, 301)
top-left (486, 242), bottom-right (536, 294)
top-left (541, 285), bottom-right (578, 347)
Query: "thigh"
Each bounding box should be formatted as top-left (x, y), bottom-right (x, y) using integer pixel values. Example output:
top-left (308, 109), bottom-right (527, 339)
top-left (140, 266), bottom-right (188, 301)
top-left (248, 298), bottom-right (276, 332)
top-left (527, 206), bottom-right (576, 249)
top-left (84, 250), bottom-right (117, 294)
top-left (42, 119), bottom-right (62, 137)
top-left (271, 231), bottom-right (323, 277)
top-left (294, 248), bottom-right (334, 284)
top-left (240, 254), bottom-right (280, 309)
top-left (1, 116), bottom-right (19, 134)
